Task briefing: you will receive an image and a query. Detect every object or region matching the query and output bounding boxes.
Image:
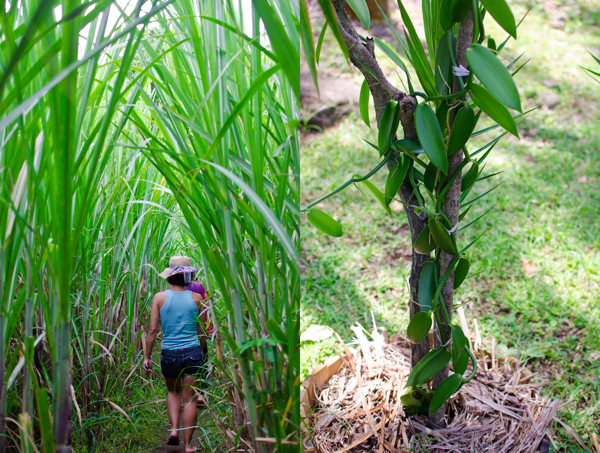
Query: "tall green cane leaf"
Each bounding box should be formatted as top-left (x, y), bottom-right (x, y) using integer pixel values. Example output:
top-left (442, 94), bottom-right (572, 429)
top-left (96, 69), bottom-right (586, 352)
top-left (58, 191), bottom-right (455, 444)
top-left (466, 44), bottom-right (522, 112)
top-left (35, 387), bottom-right (55, 452)
top-left (480, 0), bottom-right (517, 39)
top-left (204, 160), bottom-right (300, 270)
top-left (205, 65), bottom-right (281, 157)
top-left (415, 103), bottom-right (448, 174)
top-left (470, 84), bottom-right (519, 137)
top-left (253, 0), bottom-right (300, 99)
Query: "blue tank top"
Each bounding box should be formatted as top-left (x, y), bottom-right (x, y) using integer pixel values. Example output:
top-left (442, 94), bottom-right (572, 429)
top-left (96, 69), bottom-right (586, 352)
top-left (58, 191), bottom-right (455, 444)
top-left (159, 290), bottom-right (200, 350)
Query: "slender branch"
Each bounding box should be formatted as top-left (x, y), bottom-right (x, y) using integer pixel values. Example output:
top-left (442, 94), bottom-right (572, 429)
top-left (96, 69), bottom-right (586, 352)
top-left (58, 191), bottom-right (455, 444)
top-left (301, 153), bottom-right (391, 211)
top-left (332, 0), bottom-right (405, 102)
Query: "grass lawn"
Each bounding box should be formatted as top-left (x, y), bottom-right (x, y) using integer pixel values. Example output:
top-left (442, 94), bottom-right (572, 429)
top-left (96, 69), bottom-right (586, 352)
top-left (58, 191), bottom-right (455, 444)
top-left (301, 0), bottom-right (600, 450)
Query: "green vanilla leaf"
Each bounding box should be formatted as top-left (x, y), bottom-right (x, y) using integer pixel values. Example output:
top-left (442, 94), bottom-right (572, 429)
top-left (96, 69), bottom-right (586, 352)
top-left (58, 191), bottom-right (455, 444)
top-left (480, 0), bottom-right (517, 39)
top-left (378, 100), bottom-right (399, 156)
top-left (436, 101), bottom-right (451, 135)
top-left (435, 32), bottom-right (452, 96)
top-left (466, 44), bottom-right (522, 112)
top-left (407, 311), bottom-right (433, 344)
top-left (447, 106), bottom-right (474, 155)
top-left (453, 349), bottom-right (469, 375)
top-left (316, 0), bottom-right (349, 61)
top-left (424, 162), bottom-right (438, 192)
top-left (359, 79), bottom-right (371, 128)
top-left (373, 36), bottom-right (410, 75)
top-left (300, 0), bottom-right (318, 90)
top-left (418, 261), bottom-right (436, 312)
top-left (415, 225), bottom-right (437, 254)
top-left (393, 139), bottom-right (424, 154)
top-left (347, 0), bottom-right (370, 31)
top-left (429, 218), bottom-right (458, 255)
top-left (356, 178), bottom-right (392, 216)
top-left (385, 155), bottom-right (409, 206)
top-left (416, 391), bottom-right (433, 416)
top-left (487, 37), bottom-right (497, 51)
top-left (458, 205), bottom-right (472, 222)
top-left (461, 161), bottom-right (479, 192)
top-left (414, 349), bottom-right (452, 386)
top-left (429, 373), bottom-right (463, 414)
top-left (454, 257), bottom-right (470, 289)
top-left (470, 84), bottom-right (519, 137)
top-left (401, 392), bottom-right (422, 415)
top-left (306, 208), bottom-right (343, 237)
top-left (451, 0), bottom-right (470, 23)
top-left (405, 347), bottom-right (447, 388)
top-left (416, 103), bottom-right (448, 174)
top-left (316, 23), bottom-right (328, 63)
top-left (451, 324), bottom-right (467, 361)
top-left (440, 0), bottom-right (455, 32)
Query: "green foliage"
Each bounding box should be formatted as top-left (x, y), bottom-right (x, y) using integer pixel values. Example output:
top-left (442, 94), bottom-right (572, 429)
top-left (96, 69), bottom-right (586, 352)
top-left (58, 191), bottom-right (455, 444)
top-left (415, 103), bottom-right (449, 174)
top-left (0, 0), bottom-right (300, 451)
top-left (466, 44), bottom-right (522, 112)
top-left (306, 209), bottom-right (343, 237)
top-left (303, 0), bottom-right (529, 419)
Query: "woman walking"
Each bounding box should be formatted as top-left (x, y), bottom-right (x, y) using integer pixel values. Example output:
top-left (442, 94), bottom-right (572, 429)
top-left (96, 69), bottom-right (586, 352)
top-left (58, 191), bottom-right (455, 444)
top-left (143, 256), bottom-right (207, 453)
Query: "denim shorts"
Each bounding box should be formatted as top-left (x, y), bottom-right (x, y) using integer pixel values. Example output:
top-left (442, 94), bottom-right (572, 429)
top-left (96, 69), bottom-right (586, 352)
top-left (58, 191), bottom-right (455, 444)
top-left (160, 345), bottom-right (204, 379)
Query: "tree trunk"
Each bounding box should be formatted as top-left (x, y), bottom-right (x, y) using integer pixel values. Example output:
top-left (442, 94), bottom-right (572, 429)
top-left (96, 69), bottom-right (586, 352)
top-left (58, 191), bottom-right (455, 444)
top-left (331, 0), bottom-right (430, 368)
top-left (430, 9), bottom-right (474, 427)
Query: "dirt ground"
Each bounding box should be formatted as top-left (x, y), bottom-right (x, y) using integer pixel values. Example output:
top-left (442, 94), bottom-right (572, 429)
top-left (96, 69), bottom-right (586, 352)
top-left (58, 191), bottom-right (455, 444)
top-left (150, 409), bottom-right (211, 453)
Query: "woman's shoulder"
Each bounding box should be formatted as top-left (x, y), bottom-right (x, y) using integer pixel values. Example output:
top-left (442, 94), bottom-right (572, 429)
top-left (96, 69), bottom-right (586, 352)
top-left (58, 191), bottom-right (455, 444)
top-left (191, 291), bottom-right (203, 306)
top-left (153, 291), bottom-right (168, 305)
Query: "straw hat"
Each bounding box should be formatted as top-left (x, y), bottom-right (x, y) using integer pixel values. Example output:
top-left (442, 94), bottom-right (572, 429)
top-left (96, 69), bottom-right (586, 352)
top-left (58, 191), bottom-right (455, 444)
top-left (158, 256), bottom-right (198, 283)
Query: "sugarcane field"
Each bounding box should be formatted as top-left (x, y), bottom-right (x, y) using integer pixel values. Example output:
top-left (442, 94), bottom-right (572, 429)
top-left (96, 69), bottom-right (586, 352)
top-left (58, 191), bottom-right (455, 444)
top-left (3, 0), bottom-right (600, 452)
top-left (0, 0), bottom-right (300, 452)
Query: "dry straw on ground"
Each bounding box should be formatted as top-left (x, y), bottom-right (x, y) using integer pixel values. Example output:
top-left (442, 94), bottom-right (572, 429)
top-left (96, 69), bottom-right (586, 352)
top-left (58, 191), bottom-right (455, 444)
top-left (301, 325), bottom-right (567, 453)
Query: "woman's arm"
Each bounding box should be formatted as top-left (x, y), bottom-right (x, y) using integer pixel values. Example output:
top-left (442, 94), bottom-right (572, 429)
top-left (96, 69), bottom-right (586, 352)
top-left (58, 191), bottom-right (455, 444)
top-left (143, 294), bottom-right (161, 375)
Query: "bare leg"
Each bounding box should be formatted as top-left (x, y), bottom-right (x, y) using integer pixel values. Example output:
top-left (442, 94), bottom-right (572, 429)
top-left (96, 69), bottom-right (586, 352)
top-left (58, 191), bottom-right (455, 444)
top-left (181, 374), bottom-right (199, 452)
top-left (165, 376), bottom-right (182, 440)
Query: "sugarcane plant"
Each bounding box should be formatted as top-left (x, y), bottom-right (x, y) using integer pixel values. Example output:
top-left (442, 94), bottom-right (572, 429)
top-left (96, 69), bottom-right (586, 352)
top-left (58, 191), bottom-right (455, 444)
top-left (0, 0), bottom-right (300, 451)
top-left (126, 0), bottom-right (301, 450)
top-left (302, 0), bottom-right (528, 424)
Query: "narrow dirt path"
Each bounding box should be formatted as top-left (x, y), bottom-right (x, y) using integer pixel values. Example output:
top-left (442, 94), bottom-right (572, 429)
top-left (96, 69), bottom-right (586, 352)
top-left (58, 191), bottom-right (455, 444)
top-left (150, 407), bottom-right (210, 453)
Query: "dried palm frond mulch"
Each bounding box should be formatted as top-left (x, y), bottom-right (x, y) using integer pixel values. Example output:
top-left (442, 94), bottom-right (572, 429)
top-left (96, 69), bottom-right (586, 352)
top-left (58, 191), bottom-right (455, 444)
top-left (301, 325), bottom-right (576, 453)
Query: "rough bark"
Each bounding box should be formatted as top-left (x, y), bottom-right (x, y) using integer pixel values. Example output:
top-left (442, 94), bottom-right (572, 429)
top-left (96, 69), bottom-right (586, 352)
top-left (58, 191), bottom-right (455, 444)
top-left (331, 0), bottom-right (430, 367)
top-left (430, 9), bottom-right (474, 427)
